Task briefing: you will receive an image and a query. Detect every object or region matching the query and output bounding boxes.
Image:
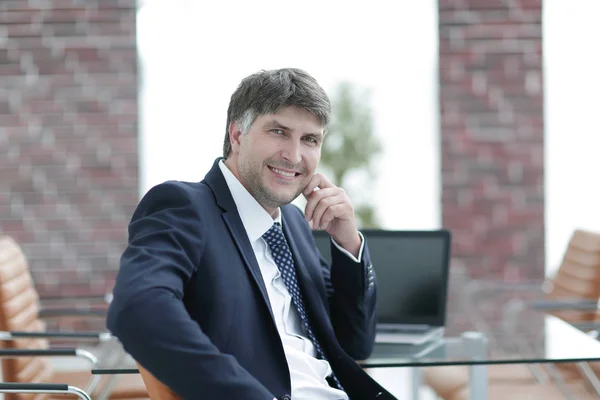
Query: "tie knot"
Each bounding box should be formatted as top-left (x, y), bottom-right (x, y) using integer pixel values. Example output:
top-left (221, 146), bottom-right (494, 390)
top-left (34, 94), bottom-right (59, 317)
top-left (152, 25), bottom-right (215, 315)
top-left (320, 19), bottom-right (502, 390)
top-left (262, 222), bottom-right (285, 249)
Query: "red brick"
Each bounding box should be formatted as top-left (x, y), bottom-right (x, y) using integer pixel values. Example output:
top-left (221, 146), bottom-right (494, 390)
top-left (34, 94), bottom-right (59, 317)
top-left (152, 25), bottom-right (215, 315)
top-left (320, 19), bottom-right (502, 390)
top-left (0, 1), bottom-right (138, 298)
top-left (441, 0), bottom-right (544, 281)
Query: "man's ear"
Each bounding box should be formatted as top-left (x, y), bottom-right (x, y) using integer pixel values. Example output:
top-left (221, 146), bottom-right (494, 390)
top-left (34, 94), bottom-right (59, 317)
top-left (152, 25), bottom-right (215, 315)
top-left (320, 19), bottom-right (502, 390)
top-left (229, 122), bottom-right (243, 152)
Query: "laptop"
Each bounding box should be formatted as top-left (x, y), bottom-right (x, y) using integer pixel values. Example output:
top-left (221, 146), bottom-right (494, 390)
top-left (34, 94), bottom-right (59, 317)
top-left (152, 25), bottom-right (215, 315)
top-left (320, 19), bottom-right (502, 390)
top-left (312, 229), bottom-right (451, 345)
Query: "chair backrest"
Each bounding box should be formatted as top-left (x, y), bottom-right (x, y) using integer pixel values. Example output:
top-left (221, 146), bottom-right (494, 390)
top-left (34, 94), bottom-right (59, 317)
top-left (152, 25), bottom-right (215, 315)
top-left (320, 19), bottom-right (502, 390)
top-left (0, 235), bottom-right (53, 400)
top-left (546, 229), bottom-right (600, 321)
top-left (137, 362), bottom-right (181, 400)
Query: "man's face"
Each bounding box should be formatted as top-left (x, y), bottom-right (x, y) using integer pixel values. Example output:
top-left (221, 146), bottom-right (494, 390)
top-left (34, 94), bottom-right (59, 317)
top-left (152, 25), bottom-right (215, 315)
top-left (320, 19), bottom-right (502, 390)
top-left (226, 105), bottom-right (324, 214)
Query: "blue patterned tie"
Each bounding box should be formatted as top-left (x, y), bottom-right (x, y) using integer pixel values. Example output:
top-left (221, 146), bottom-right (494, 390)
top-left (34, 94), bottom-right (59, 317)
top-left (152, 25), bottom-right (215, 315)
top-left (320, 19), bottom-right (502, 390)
top-left (262, 222), bottom-right (344, 391)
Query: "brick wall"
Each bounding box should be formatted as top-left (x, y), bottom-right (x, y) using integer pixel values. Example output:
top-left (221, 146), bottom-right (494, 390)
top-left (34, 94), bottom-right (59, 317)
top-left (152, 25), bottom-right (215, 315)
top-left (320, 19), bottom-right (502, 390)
top-left (439, 0), bottom-right (545, 280)
top-left (0, 0), bottom-right (138, 297)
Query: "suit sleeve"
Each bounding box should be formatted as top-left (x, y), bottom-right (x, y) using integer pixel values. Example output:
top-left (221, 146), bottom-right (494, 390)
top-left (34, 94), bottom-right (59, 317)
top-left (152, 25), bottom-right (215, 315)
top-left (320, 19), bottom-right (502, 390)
top-left (106, 182), bottom-right (275, 400)
top-left (324, 234), bottom-right (377, 360)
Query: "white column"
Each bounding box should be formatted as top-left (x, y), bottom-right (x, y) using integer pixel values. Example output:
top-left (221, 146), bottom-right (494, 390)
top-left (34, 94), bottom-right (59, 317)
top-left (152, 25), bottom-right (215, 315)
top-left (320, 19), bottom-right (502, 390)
top-left (544, 0), bottom-right (600, 277)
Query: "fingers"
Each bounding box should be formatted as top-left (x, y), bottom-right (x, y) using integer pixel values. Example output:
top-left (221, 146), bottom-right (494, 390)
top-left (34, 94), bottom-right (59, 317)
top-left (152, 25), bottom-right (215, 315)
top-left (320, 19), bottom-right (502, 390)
top-left (302, 173), bottom-right (334, 196)
top-left (316, 204), bottom-right (346, 231)
top-left (304, 186), bottom-right (350, 230)
top-left (304, 187), bottom-right (338, 222)
top-left (311, 196), bottom-right (347, 230)
top-left (303, 173), bottom-right (355, 233)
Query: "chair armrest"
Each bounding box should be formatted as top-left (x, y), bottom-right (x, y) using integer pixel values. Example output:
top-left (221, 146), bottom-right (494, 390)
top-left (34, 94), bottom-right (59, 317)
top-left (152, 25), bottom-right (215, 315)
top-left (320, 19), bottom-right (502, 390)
top-left (39, 293), bottom-right (113, 304)
top-left (0, 382), bottom-right (91, 400)
top-left (528, 298), bottom-right (599, 311)
top-left (0, 348), bottom-right (98, 366)
top-left (92, 368), bottom-right (139, 374)
top-left (0, 348), bottom-right (77, 357)
top-left (38, 307), bottom-right (108, 318)
top-left (0, 330), bottom-right (112, 341)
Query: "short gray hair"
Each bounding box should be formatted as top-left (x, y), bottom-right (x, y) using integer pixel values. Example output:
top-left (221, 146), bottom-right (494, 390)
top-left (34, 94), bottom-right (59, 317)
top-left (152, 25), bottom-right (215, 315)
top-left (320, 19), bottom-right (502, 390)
top-left (223, 68), bottom-right (331, 158)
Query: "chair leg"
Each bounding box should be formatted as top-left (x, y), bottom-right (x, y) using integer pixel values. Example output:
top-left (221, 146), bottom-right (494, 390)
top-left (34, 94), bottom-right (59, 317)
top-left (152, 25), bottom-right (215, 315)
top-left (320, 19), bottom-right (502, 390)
top-left (576, 362), bottom-right (600, 397)
top-left (0, 383), bottom-right (92, 400)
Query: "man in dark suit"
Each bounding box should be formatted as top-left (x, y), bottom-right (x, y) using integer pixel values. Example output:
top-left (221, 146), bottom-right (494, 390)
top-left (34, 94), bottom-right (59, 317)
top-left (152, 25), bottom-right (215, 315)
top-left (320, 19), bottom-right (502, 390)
top-left (107, 68), bottom-right (396, 400)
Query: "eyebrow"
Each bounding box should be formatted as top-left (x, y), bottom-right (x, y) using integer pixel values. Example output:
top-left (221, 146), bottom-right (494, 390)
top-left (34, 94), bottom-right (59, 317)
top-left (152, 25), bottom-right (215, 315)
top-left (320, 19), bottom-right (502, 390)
top-left (264, 119), bottom-right (324, 140)
top-left (264, 120), bottom-right (290, 131)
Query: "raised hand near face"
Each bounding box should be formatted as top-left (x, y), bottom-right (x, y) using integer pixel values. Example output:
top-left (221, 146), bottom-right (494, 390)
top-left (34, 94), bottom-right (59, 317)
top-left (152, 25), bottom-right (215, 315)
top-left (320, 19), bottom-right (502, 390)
top-left (303, 173), bottom-right (362, 258)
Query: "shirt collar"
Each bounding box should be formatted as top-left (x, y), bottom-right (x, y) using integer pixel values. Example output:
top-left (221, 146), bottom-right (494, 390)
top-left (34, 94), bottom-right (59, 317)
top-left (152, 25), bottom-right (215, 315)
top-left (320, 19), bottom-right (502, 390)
top-left (218, 160), bottom-right (281, 243)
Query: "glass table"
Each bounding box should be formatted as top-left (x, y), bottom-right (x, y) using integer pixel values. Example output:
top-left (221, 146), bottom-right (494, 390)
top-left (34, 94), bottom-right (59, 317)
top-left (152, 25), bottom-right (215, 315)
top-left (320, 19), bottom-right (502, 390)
top-left (92, 313), bottom-right (600, 400)
top-left (92, 275), bottom-right (600, 400)
top-left (361, 314), bottom-right (600, 399)
top-left (365, 315), bottom-right (600, 367)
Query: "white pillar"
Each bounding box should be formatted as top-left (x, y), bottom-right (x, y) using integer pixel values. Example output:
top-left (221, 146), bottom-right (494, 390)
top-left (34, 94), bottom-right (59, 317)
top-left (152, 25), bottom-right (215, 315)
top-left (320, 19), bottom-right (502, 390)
top-left (544, 0), bottom-right (600, 277)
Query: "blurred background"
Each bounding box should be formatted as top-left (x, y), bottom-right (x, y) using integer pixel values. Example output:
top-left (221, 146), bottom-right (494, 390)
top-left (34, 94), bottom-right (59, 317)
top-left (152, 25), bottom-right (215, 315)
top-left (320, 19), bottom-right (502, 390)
top-left (1, 0), bottom-right (599, 306)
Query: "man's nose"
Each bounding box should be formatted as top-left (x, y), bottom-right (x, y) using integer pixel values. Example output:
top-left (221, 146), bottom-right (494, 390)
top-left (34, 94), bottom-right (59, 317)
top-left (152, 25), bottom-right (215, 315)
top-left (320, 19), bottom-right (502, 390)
top-left (281, 140), bottom-right (302, 165)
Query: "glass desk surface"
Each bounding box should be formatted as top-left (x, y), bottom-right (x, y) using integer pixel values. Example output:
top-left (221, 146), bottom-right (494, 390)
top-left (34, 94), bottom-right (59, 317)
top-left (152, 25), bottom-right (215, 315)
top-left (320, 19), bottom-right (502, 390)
top-left (92, 313), bottom-right (600, 374)
top-left (361, 314), bottom-right (600, 367)
top-left (92, 278), bottom-right (600, 373)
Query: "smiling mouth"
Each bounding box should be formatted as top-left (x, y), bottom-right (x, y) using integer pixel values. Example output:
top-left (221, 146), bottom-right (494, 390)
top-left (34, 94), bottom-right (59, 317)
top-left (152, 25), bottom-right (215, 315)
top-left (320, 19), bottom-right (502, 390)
top-left (268, 166), bottom-right (300, 178)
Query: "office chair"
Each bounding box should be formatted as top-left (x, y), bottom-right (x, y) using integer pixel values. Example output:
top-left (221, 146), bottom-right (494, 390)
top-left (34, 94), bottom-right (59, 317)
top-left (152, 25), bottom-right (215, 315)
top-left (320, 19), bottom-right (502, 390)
top-left (0, 234), bottom-right (148, 399)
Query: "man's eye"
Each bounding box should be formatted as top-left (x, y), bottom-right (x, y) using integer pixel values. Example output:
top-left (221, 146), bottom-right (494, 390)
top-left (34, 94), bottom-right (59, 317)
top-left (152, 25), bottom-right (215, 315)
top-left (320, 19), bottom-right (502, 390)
top-left (304, 136), bottom-right (318, 143)
top-left (271, 129), bottom-right (284, 135)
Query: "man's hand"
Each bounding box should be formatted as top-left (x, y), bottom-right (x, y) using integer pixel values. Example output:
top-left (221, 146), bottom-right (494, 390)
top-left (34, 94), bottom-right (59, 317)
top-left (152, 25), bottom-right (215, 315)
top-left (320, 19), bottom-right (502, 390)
top-left (303, 173), bottom-right (362, 257)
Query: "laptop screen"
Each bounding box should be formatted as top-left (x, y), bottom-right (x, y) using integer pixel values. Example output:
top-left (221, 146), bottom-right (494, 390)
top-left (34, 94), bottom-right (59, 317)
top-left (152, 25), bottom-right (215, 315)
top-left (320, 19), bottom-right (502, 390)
top-left (312, 229), bottom-right (451, 327)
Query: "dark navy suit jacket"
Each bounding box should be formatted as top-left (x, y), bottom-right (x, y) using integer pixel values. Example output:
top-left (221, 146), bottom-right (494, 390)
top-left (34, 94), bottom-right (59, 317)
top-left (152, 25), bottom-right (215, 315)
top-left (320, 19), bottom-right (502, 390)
top-left (107, 159), bottom-right (396, 400)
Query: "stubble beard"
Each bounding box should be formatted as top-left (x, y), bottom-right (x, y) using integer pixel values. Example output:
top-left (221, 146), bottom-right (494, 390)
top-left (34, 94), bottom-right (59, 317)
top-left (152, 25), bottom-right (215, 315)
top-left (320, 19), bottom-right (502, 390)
top-left (238, 159), bottom-right (305, 210)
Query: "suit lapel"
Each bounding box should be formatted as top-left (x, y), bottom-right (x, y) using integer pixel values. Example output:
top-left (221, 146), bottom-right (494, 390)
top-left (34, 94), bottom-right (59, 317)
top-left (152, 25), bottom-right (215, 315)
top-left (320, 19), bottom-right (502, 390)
top-left (204, 159), bottom-right (275, 321)
top-left (222, 212), bottom-right (275, 321)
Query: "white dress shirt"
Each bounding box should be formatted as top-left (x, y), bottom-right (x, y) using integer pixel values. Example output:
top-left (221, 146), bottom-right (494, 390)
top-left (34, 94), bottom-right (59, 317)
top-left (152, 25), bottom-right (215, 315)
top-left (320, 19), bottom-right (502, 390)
top-left (219, 161), bottom-right (363, 400)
